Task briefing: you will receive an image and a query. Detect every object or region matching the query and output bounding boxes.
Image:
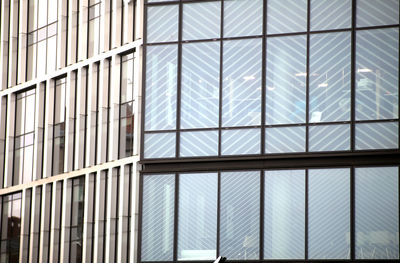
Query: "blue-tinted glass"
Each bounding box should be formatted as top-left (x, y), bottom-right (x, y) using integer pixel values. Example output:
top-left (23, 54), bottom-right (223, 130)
top-left (142, 174), bottom-right (175, 261)
top-left (356, 167), bottom-right (399, 259)
top-left (180, 131), bottom-right (218, 157)
top-left (144, 133), bottom-right (176, 159)
top-left (220, 171), bottom-right (260, 260)
top-left (266, 35), bottom-right (307, 124)
top-left (309, 168), bottom-right (350, 259)
top-left (264, 170), bottom-right (305, 259)
top-left (310, 32), bottom-right (351, 122)
top-left (183, 2), bottom-right (220, 40)
top-left (178, 173), bottom-right (217, 260)
top-left (310, 0), bottom-right (351, 30)
top-left (356, 28), bottom-right (399, 120)
top-left (265, 126), bottom-right (305, 153)
top-left (222, 39), bottom-right (262, 127)
top-left (145, 45), bottom-right (177, 130)
top-left (357, 0), bottom-right (399, 27)
top-left (221, 129), bottom-right (260, 155)
top-left (181, 42), bottom-right (219, 129)
top-left (267, 0), bottom-right (307, 34)
top-left (147, 5), bottom-right (178, 43)
top-left (309, 124), bottom-right (350, 152)
top-left (224, 0), bottom-right (262, 37)
top-left (356, 122), bottom-right (398, 150)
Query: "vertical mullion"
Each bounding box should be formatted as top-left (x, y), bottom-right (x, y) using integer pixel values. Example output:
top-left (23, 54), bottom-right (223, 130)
top-left (216, 171), bottom-right (221, 256)
top-left (175, 1), bottom-right (183, 158)
top-left (136, 173), bottom-right (144, 263)
top-left (261, 0), bottom-right (266, 156)
top-left (218, 0), bottom-right (223, 157)
top-left (350, 0), bottom-right (356, 151)
top-left (173, 173), bottom-right (179, 262)
top-left (305, 169), bottom-right (309, 260)
top-left (305, 0), bottom-right (310, 153)
top-left (259, 170), bottom-right (264, 260)
top-left (350, 166), bottom-right (355, 260)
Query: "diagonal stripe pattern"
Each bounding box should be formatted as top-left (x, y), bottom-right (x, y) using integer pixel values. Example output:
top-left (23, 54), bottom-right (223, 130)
top-left (224, 0), bottom-right (263, 37)
top-left (147, 5), bottom-right (178, 43)
top-left (266, 35), bottom-right (307, 124)
top-left (357, 0), bottom-right (399, 27)
top-left (182, 2), bottom-right (220, 40)
top-left (267, 0), bottom-right (307, 34)
top-left (180, 131), bottom-right (218, 157)
top-left (310, 0), bottom-right (351, 30)
top-left (310, 32), bottom-right (351, 122)
top-left (221, 129), bottom-right (260, 155)
top-left (265, 126), bottom-right (305, 153)
top-left (355, 122), bottom-right (398, 150)
top-left (309, 124), bottom-right (350, 152)
top-left (220, 171), bottom-right (260, 260)
top-left (144, 133), bottom-right (176, 158)
top-left (309, 168), bottom-right (350, 259)
top-left (142, 174), bottom-right (175, 261)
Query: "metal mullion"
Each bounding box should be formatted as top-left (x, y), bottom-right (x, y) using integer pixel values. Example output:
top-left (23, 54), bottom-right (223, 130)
top-left (92, 171), bottom-right (101, 263)
top-left (18, 188), bottom-right (26, 262)
top-left (48, 181), bottom-right (57, 262)
top-left (261, 0), bottom-right (267, 156)
top-left (306, 0), bottom-right (310, 153)
top-left (350, 0), bottom-right (356, 152)
top-left (173, 172), bottom-right (179, 261)
top-left (259, 170), bottom-right (264, 260)
top-left (175, 1), bottom-right (183, 159)
top-left (104, 167), bottom-right (113, 263)
top-left (305, 168), bottom-right (309, 260)
top-left (136, 173), bottom-right (144, 263)
top-left (216, 171), bottom-right (220, 256)
top-left (81, 173), bottom-right (90, 263)
top-left (218, 0), bottom-right (223, 157)
top-left (96, 60), bottom-right (104, 164)
top-left (350, 166), bottom-right (355, 260)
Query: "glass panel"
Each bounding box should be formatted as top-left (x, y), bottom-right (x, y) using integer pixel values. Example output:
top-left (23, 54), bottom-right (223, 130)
top-left (183, 2), bottom-right (220, 40)
top-left (265, 126), bottom-right (305, 153)
top-left (357, 0), bottom-right (399, 27)
top-left (142, 174), bottom-right (175, 261)
top-left (144, 133), bottom-right (176, 159)
top-left (266, 35), bottom-right (307, 124)
top-left (145, 45), bottom-right (177, 130)
top-left (221, 129), bottom-right (260, 155)
top-left (23, 145), bottom-right (34, 183)
top-left (356, 28), bottom-right (399, 120)
top-left (121, 53), bottom-right (134, 103)
top-left (222, 39), bottom-right (262, 127)
top-left (178, 173), bottom-right (217, 260)
top-left (147, 5), bottom-right (179, 43)
top-left (309, 168), bottom-right (350, 259)
top-left (355, 122), bottom-right (398, 150)
top-left (180, 131), bottom-right (218, 157)
top-left (25, 93), bottom-right (36, 132)
top-left (356, 167), bottom-right (399, 259)
top-left (220, 171), bottom-right (260, 260)
top-left (309, 124), bottom-right (350, 152)
top-left (224, 0), bottom-right (262, 37)
top-left (264, 170), bottom-right (305, 259)
top-left (70, 177), bottom-right (85, 263)
top-left (309, 32), bottom-right (351, 122)
top-left (267, 0), bottom-right (307, 34)
top-left (181, 42), bottom-right (220, 129)
top-left (310, 0), bottom-right (351, 30)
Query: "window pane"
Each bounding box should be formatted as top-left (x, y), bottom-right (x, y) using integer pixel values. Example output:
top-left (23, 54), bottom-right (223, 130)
top-left (265, 126), bottom-right (305, 153)
top-left (178, 173), bottom-right (217, 260)
top-left (180, 131), bottom-right (218, 157)
top-left (142, 174), bottom-right (175, 261)
top-left (356, 167), bottom-right (399, 259)
top-left (266, 35), bottom-right (307, 124)
top-left (221, 129), bottom-right (260, 155)
top-left (181, 42), bottom-right (219, 129)
top-left (267, 0), bottom-right (307, 34)
top-left (356, 28), bottom-right (399, 120)
top-left (357, 0), bottom-right (399, 27)
top-left (309, 32), bottom-right (351, 122)
top-left (147, 5), bottom-right (178, 43)
top-left (309, 124), bottom-right (350, 152)
top-left (355, 122), bottom-right (398, 150)
top-left (265, 170), bottom-right (305, 259)
top-left (310, 0), bottom-right (351, 30)
top-left (220, 171), bottom-right (260, 260)
top-left (144, 133), bottom-right (176, 159)
top-left (309, 168), bottom-right (350, 259)
top-left (222, 39), bottom-right (262, 127)
top-left (183, 2), bottom-right (220, 40)
top-left (224, 0), bottom-right (262, 37)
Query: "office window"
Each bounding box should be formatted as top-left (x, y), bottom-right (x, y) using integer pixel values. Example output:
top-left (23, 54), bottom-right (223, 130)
top-left (310, 0), bottom-right (351, 30)
top-left (53, 78), bottom-right (66, 175)
top-left (86, 174), bottom-right (96, 263)
top-left (267, 0), bottom-right (307, 34)
top-left (265, 126), bottom-right (306, 153)
top-left (89, 64), bottom-right (99, 166)
top-left (31, 186), bottom-right (42, 263)
top-left (21, 189), bottom-right (32, 262)
top-left (147, 5), bottom-right (178, 43)
top-left (69, 177), bottom-right (85, 262)
top-left (109, 168), bottom-right (120, 262)
top-left (180, 131), bottom-right (218, 157)
top-left (97, 171), bottom-right (107, 262)
top-left (53, 181), bottom-right (63, 263)
top-left (78, 68), bottom-right (88, 169)
top-left (88, 0), bottom-right (101, 57)
top-left (41, 184), bottom-right (52, 262)
top-left (221, 129), bottom-right (260, 155)
top-left (224, 0), bottom-right (262, 37)
top-left (121, 165), bottom-right (133, 262)
top-left (357, 0), bottom-right (399, 27)
top-left (355, 122), bottom-right (398, 150)
top-left (0, 97), bottom-right (7, 186)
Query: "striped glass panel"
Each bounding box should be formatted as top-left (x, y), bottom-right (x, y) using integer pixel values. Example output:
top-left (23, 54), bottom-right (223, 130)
top-left (356, 28), bottom-right (399, 120)
top-left (265, 126), bottom-right (305, 153)
top-left (356, 167), bottom-right (399, 259)
top-left (309, 168), bottom-right (350, 259)
top-left (355, 122), bottom-right (398, 150)
top-left (145, 45), bottom-right (177, 130)
top-left (224, 0), bottom-right (262, 37)
top-left (147, 5), bottom-right (178, 43)
top-left (142, 174), bottom-right (175, 261)
top-left (264, 170), bottom-right (305, 259)
top-left (222, 39), bottom-right (262, 127)
top-left (310, 0), bottom-right (351, 30)
top-left (181, 42), bottom-right (219, 128)
top-left (144, 133), bottom-right (176, 158)
top-left (221, 129), bottom-right (260, 155)
top-left (357, 0), bottom-right (399, 27)
top-left (267, 0), bottom-right (307, 34)
top-left (148, 0), bottom-right (176, 2)
top-left (183, 2), bottom-right (220, 40)
top-left (178, 173), bottom-right (217, 260)
top-left (309, 124), bottom-right (350, 152)
top-left (310, 32), bottom-right (351, 122)
top-left (220, 171), bottom-right (260, 260)
top-left (180, 131), bottom-right (218, 157)
top-left (266, 35), bottom-right (307, 124)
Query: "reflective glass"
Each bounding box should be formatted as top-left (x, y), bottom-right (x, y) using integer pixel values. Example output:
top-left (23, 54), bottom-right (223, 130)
top-left (356, 28), bottom-right (399, 120)
top-left (265, 126), bottom-right (305, 153)
top-left (220, 171), bottom-right (260, 260)
top-left (267, 0), bottom-right (307, 34)
top-left (309, 124), bottom-right (350, 152)
top-left (309, 168), bottom-right (350, 259)
top-left (265, 170), bottom-right (305, 259)
top-left (178, 173), bottom-right (217, 260)
top-left (355, 122), bottom-right (398, 150)
top-left (183, 2), bottom-right (220, 40)
top-left (144, 133), bottom-right (176, 159)
top-left (222, 39), bottom-right (262, 127)
top-left (147, 5), bottom-right (178, 43)
top-left (266, 35), bottom-right (307, 124)
top-left (180, 131), bottom-right (218, 157)
top-left (224, 0), bottom-right (262, 37)
top-left (356, 167), bottom-right (399, 259)
top-left (357, 0), bottom-right (399, 27)
top-left (310, 0), bottom-right (351, 30)
top-left (181, 42), bottom-right (219, 129)
top-left (221, 129), bottom-right (260, 155)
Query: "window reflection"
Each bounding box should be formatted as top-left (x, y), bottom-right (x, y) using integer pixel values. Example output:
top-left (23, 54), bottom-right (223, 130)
top-left (69, 177), bottom-right (85, 263)
top-left (53, 78), bottom-right (66, 175)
